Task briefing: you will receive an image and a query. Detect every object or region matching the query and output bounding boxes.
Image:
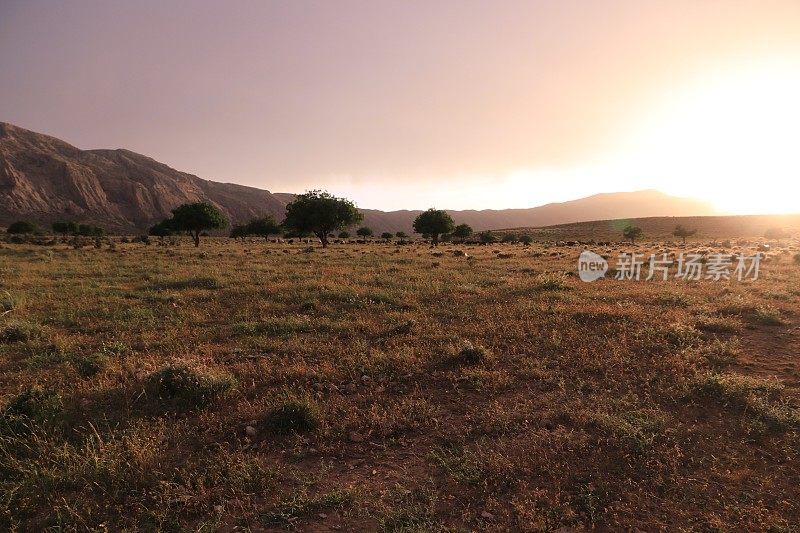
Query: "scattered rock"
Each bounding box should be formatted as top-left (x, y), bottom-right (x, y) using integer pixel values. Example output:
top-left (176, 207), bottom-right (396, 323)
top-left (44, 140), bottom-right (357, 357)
top-left (245, 425), bottom-right (258, 438)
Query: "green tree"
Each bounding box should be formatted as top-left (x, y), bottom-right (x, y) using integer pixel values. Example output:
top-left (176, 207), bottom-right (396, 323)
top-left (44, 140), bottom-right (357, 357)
top-left (149, 219), bottom-right (177, 237)
top-left (164, 202), bottom-right (228, 247)
top-left (6, 221), bottom-right (36, 234)
top-left (356, 227), bottom-right (373, 237)
top-left (247, 215), bottom-right (281, 240)
top-left (282, 190), bottom-right (363, 248)
top-left (381, 232), bottom-right (394, 240)
top-left (52, 221), bottom-right (78, 235)
top-left (338, 231), bottom-right (350, 239)
top-left (229, 224), bottom-right (248, 240)
top-left (395, 231), bottom-right (408, 239)
top-left (501, 233), bottom-right (518, 243)
top-left (520, 235), bottom-right (533, 246)
top-left (412, 209), bottom-right (455, 245)
top-left (479, 231), bottom-right (497, 244)
top-left (623, 225), bottom-right (642, 244)
top-left (672, 224), bottom-right (697, 244)
top-left (452, 223), bottom-right (473, 242)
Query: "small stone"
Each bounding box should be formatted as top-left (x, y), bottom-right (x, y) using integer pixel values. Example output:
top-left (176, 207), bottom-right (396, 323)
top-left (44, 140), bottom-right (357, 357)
top-left (318, 513), bottom-right (327, 519)
top-left (480, 511), bottom-right (494, 520)
top-left (214, 505), bottom-right (223, 513)
top-left (245, 425), bottom-right (257, 437)
top-left (348, 431), bottom-right (365, 442)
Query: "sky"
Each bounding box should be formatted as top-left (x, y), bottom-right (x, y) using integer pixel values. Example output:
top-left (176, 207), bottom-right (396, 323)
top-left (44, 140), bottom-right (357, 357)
top-left (1, 0), bottom-right (799, 213)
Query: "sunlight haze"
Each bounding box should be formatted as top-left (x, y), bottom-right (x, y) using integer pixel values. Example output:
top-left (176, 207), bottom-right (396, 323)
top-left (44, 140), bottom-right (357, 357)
top-left (1, 0), bottom-right (798, 213)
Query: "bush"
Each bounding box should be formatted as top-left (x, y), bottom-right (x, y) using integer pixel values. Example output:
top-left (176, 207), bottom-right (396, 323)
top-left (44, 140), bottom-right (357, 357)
top-left (794, 253), bottom-right (800, 265)
top-left (262, 397), bottom-right (320, 435)
top-left (147, 364), bottom-right (237, 410)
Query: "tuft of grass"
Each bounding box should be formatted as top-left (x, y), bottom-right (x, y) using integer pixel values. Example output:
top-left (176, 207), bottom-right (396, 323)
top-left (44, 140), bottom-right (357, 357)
top-left (751, 305), bottom-right (784, 326)
top-left (534, 273), bottom-right (570, 291)
top-left (146, 363), bottom-right (237, 410)
top-left (0, 321), bottom-right (42, 343)
top-left (262, 397), bottom-right (320, 435)
top-left (451, 343), bottom-right (493, 366)
top-left (695, 315), bottom-right (740, 334)
top-left (691, 373), bottom-right (800, 431)
top-left (261, 489), bottom-right (353, 526)
top-left (1, 386), bottom-right (64, 437)
top-left (153, 276), bottom-right (222, 290)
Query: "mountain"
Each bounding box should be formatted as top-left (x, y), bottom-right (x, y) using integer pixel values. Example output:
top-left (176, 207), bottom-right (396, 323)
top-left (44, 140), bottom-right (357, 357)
top-left (0, 122), bottom-right (716, 233)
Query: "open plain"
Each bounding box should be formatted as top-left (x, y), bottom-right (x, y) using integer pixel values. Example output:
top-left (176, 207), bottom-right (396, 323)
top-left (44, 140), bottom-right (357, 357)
top-left (1, 236), bottom-right (799, 531)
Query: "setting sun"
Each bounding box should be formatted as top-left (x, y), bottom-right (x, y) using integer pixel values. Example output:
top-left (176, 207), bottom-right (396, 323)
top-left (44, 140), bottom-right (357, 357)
top-left (617, 57), bottom-right (800, 214)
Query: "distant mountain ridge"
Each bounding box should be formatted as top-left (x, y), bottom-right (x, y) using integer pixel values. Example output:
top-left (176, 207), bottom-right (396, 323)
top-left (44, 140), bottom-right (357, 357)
top-left (0, 122), bottom-right (716, 233)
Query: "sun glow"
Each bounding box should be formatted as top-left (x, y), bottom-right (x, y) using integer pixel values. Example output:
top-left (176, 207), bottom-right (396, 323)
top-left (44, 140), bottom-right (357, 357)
top-left (615, 57), bottom-right (800, 214)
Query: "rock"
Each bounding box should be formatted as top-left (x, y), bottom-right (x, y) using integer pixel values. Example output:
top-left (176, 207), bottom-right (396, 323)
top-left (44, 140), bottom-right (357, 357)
top-left (245, 425), bottom-right (258, 437)
top-left (348, 431), bottom-right (365, 442)
top-left (480, 511), bottom-right (494, 519)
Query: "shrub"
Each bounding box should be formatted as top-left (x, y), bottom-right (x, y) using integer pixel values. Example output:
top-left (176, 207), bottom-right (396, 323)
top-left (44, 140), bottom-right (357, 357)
top-left (262, 397), bottom-right (320, 435)
top-left (147, 364), bottom-right (237, 410)
top-left (794, 252), bottom-right (800, 265)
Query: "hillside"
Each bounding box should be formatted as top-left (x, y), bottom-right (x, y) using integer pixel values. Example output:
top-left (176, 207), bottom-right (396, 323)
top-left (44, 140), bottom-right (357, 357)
top-left (503, 214), bottom-right (800, 242)
top-left (1, 122), bottom-right (717, 234)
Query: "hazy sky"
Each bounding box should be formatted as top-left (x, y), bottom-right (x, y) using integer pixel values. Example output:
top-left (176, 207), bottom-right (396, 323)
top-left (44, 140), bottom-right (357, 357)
top-left (1, 1), bottom-right (799, 212)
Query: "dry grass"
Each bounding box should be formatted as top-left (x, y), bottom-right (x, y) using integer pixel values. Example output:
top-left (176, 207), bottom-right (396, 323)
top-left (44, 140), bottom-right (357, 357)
top-left (0, 236), bottom-right (799, 530)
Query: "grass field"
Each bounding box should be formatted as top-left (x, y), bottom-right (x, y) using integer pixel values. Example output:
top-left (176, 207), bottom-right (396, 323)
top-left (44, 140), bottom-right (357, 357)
top-left (1, 236), bottom-right (800, 531)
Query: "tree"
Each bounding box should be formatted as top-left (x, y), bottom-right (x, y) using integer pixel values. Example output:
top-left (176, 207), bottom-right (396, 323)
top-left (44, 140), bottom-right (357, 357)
top-left (479, 231), bottom-right (497, 244)
top-left (356, 227), bottom-right (373, 238)
top-left (412, 209), bottom-right (455, 245)
top-left (672, 224), bottom-right (697, 244)
top-left (52, 221), bottom-right (77, 235)
top-left (520, 235), bottom-right (533, 246)
top-left (149, 219), bottom-right (176, 237)
top-left (452, 224), bottom-right (473, 242)
top-left (381, 232), bottom-right (394, 240)
top-left (282, 190), bottom-right (363, 248)
top-left (501, 233), bottom-right (518, 243)
top-left (395, 231), bottom-right (408, 239)
top-left (7, 221), bottom-right (36, 234)
top-left (75, 224), bottom-right (104, 237)
top-left (247, 215), bottom-right (281, 240)
top-left (338, 231), bottom-right (350, 239)
top-left (623, 225), bottom-right (642, 244)
top-left (163, 201), bottom-right (228, 247)
top-left (229, 224), bottom-right (248, 240)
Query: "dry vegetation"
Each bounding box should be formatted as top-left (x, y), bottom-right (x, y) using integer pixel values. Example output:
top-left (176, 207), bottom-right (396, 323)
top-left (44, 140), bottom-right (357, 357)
top-left (1, 235), bottom-right (800, 531)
